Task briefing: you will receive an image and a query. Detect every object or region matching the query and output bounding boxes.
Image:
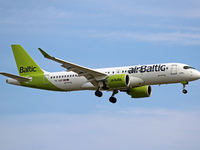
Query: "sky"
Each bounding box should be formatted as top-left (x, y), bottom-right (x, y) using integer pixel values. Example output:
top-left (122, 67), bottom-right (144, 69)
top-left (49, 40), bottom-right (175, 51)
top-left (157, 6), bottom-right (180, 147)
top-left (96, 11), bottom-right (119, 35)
top-left (1, 0), bottom-right (200, 149)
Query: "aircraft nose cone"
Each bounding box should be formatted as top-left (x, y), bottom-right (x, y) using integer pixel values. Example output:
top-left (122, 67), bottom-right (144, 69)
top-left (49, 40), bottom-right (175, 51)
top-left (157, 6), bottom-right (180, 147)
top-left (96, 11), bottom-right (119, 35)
top-left (192, 70), bottom-right (200, 80)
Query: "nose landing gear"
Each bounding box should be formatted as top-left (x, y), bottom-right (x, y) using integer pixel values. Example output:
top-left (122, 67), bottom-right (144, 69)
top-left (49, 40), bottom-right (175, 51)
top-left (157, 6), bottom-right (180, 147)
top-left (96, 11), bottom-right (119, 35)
top-left (181, 81), bottom-right (188, 94)
top-left (183, 89), bottom-right (187, 94)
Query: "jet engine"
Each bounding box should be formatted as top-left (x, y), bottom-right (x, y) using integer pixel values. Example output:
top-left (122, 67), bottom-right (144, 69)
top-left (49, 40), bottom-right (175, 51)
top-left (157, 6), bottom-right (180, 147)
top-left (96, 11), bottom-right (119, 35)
top-left (127, 85), bottom-right (152, 98)
top-left (106, 74), bottom-right (130, 89)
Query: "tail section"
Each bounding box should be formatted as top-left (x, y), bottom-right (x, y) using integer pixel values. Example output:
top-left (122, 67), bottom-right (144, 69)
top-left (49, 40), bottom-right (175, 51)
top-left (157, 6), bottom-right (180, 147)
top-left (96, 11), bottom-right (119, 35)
top-left (0, 45), bottom-right (63, 91)
top-left (11, 45), bottom-right (44, 76)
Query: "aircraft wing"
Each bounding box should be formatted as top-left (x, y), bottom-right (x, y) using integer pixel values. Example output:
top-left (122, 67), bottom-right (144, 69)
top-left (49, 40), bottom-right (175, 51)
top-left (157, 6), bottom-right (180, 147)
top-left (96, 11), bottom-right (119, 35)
top-left (0, 72), bottom-right (31, 81)
top-left (38, 48), bottom-right (108, 85)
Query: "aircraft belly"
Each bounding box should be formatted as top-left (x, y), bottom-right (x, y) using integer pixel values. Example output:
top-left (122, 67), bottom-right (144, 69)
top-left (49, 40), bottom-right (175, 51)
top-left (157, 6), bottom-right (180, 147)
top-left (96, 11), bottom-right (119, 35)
top-left (49, 77), bottom-right (89, 91)
top-left (81, 82), bottom-right (96, 90)
top-left (139, 72), bottom-right (192, 85)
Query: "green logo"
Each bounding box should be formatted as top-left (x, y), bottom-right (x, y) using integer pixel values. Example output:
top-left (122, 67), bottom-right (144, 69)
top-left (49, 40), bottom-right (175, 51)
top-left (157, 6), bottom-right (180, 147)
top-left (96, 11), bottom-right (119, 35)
top-left (20, 66), bottom-right (36, 73)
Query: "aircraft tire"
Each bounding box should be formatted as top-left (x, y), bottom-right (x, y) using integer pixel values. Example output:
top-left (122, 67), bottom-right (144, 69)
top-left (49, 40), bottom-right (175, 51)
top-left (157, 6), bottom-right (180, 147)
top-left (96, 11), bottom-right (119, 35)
top-left (183, 89), bottom-right (187, 94)
top-left (95, 90), bottom-right (103, 97)
top-left (109, 97), bottom-right (117, 103)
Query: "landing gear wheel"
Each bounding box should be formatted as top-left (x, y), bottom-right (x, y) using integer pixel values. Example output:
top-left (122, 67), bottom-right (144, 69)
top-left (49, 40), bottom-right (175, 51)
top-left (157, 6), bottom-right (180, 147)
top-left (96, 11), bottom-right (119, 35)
top-left (182, 81), bottom-right (189, 95)
top-left (95, 90), bottom-right (103, 97)
top-left (183, 89), bottom-right (188, 94)
top-left (109, 97), bottom-right (117, 104)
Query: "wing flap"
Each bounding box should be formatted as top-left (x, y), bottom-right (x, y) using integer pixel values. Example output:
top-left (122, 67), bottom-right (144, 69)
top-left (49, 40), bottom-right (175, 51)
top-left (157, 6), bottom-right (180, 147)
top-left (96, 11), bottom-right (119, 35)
top-left (0, 72), bottom-right (30, 82)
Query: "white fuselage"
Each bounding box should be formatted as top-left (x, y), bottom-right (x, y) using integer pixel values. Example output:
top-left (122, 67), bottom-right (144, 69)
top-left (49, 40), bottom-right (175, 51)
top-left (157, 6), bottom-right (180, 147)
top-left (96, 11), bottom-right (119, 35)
top-left (44, 63), bottom-right (200, 91)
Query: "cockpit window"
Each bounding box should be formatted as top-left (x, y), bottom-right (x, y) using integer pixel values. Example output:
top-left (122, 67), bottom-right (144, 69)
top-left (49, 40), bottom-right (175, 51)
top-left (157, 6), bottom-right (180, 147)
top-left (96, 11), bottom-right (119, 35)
top-left (183, 66), bottom-right (195, 70)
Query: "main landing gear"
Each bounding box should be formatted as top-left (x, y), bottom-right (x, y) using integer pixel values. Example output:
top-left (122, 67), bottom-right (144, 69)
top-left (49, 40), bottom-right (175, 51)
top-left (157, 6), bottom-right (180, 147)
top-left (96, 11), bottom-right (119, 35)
top-left (109, 90), bottom-right (118, 104)
top-left (95, 89), bottom-right (118, 104)
top-left (95, 90), bottom-right (103, 97)
top-left (182, 81), bottom-right (188, 94)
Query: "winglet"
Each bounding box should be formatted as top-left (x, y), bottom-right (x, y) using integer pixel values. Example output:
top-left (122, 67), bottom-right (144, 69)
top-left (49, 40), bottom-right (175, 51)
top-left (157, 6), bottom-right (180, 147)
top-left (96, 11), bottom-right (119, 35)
top-left (38, 48), bottom-right (52, 58)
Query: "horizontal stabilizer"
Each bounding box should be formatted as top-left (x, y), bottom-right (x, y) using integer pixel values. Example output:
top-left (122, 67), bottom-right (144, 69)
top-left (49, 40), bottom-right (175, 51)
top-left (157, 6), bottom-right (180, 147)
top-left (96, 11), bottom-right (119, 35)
top-left (0, 72), bottom-right (30, 81)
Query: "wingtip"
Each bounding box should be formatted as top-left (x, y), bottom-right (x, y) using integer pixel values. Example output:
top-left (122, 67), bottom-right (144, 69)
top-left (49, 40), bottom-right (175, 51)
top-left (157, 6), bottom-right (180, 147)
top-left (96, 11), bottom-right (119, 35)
top-left (38, 48), bottom-right (51, 58)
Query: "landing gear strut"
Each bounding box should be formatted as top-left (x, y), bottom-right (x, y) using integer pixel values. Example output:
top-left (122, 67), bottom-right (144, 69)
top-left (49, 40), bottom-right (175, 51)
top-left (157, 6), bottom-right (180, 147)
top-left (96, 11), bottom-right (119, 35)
top-left (182, 81), bottom-right (188, 94)
top-left (109, 90), bottom-right (118, 104)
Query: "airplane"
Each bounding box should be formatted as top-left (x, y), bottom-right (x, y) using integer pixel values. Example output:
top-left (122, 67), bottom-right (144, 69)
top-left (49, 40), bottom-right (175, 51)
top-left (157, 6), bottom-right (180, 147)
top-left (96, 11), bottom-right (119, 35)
top-left (1, 44), bottom-right (200, 103)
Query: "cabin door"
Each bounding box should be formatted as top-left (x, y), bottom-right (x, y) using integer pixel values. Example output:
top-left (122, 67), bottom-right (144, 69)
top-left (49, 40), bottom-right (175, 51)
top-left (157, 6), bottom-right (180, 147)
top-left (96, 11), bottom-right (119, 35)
top-left (171, 65), bottom-right (177, 75)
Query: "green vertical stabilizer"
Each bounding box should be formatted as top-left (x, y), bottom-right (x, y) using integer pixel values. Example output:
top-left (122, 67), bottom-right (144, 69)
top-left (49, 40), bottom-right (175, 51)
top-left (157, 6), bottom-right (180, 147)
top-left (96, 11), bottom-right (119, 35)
top-left (11, 44), bottom-right (44, 76)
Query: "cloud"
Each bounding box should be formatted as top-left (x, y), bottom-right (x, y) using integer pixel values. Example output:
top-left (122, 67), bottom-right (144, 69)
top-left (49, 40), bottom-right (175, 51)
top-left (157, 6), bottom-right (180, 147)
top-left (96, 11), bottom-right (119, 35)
top-left (1, 108), bottom-right (200, 150)
top-left (111, 0), bottom-right (200, 18)
top-left (90, 31), bottom-right (200, 45)
top-left (1, 1), bottom-right (200, 46)
top-left (1, 0), bottom-right (200, 26)
top-left (0, 6), bottom-right (109, 26)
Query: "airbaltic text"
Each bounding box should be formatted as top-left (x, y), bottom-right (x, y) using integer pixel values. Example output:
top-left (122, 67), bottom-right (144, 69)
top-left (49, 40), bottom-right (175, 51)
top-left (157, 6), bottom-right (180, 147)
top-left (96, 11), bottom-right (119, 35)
top-left (111, 78), bottom-right (122, 82)
top-left (20, 66), bottom-right (36, 73)
top-left (128, 64), bottom-right (167, 74)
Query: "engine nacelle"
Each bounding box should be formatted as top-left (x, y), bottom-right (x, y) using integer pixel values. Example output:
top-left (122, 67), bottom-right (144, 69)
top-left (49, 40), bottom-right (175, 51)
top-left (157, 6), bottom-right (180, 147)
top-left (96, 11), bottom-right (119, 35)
top-left (106, 74), bottom-right (130, 89)
top-left (129, 76), bottom-right (144, 87)
top-left (128, 85), bottom-right (152, 98)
